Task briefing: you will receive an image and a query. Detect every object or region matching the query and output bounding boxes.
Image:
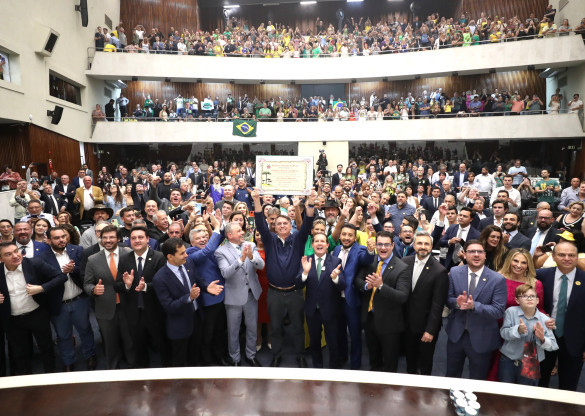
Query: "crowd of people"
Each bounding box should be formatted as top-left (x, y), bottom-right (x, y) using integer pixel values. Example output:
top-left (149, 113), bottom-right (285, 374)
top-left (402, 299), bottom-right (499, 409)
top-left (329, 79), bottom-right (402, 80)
top-left (0, 154), bottom-right (584, 392)
top-left (94, 7), bottom-right (585, 55)
top-left (92, 88), bottom-right (584, 124)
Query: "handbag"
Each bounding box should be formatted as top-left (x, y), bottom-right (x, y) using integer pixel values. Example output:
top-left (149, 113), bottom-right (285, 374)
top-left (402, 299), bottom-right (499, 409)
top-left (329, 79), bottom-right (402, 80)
top-left (520, 333), bottom-right (541, 380)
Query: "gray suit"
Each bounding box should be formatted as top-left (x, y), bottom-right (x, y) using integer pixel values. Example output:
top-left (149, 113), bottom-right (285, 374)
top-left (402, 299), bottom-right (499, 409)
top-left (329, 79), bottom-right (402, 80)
top-left (215, 242), bottom-right (264, 363)
top-left (83, 246), bottom-right (134, 369)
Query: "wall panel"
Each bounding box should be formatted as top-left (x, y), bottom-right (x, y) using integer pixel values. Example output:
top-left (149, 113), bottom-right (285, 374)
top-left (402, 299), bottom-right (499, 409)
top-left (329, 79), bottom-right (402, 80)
top-left (120, 0), bottom-right (200, 40)
top-left (454, 0), bottom-right (548, 23)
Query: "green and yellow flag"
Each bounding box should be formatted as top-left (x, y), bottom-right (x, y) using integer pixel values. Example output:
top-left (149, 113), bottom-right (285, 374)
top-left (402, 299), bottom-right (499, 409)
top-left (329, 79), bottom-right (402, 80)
top-left (232, 119), bottom-right (257, 137)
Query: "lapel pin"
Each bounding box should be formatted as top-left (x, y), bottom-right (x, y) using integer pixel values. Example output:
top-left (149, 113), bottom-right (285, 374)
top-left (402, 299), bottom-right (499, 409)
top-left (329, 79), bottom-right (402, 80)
top-left (425, 267), bottom-right (429, 270)
top-left (148, 258), bottom-right (151, 261)
top-left (576, 281), bottom-right (582, 286)
top-left (482, 278), bottom-right (486, 281)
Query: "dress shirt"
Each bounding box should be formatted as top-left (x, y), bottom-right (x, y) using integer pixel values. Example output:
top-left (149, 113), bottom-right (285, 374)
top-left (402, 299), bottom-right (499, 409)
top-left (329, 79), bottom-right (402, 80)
top-left (493, 217), bottom-right (503, 228)
top-left (107, 248), bottom-right (120, 269)
top-left (230, 242), bottom-right (246, 266)
top-left (16, 241), bottom-right (34, 259)
top-left (475, 174), bottom-right (496, 194)
top-left (166, 262), bottom-right (197, 309)
top-left (20, 213), bottom-right (56, 227)
top-left (534, 227), bottom-right (551, 248)
top-left (458, 225), bottom-right (471, 242)
top-left (4, 265), bottom-right (39, 315)
top-left (133, 250), bottom-right (148, 292)
top-left (338, 247), bottom-right (350, 269)
top-left (53, 248), bottom-right (82, 301)
top-left (468, 266), bottom-right (484, 292)
top-left (507, 230), bottom-right (518, 240)
top-left (412, 255), bottom-right (430, 290)
top-left (552, 268), bottom-right (576, 319)
top-left (83, 187), bottom-right (95, 211)
top-left (302, 254), bottom-right (339, 284)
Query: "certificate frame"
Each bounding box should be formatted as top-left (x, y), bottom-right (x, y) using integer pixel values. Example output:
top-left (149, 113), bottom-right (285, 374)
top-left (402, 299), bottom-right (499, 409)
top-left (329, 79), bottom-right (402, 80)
top-left (255, 156), bottom-right (314, 195)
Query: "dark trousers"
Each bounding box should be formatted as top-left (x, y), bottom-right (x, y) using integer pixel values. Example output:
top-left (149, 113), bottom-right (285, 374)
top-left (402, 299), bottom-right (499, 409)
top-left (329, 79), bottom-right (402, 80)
top-left (130, 310), bottom-right (171, 368)
top-left (267, 288), bottom-right (304, 358)
top-left (6, 307), bottom-right (54, 375)
top-left (307, 309), bottom-right (339, 369)
top-left (170, 310), bottom-right (202, 367)
top-left (539, 336), bottom-right (584, 391)
top-left (338, 302), bottom-right (362, 369)
top-left (405, 328), bottom-right (439, 375)
top-left (365, 312), bottom-right (400, 372)
top-left (446, 331), bottom-right (492, 380)
top-left (201, 302), bottom-right (227, 365)
top-left (0, 326), bottom-right (5, 377)
top-left (96, 305), bottom-right (135, 369)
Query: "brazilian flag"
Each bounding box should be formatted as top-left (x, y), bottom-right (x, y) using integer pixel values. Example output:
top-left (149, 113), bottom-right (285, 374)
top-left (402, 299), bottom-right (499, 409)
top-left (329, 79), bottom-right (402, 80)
top-left (333, 100), bottom-right (347, 111)
top-left (233, 119), bottom-right (257, 137)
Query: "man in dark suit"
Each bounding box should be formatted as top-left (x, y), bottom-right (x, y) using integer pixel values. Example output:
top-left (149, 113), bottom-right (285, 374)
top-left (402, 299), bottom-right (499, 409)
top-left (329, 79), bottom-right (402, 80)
top-left (0, 242), bottom-right (67, 375)
top-left (393, 223), bottom-right (415, 259)
top-left (537, 241), bottom-right (585, 391)
top-left (40, 184), bottom-right (66, 216)
top-left (83, 225), bottom-right (134, 369)
top-left (331, 164), bottom-right (344, 189)
top-left (40, 227), bottom-right (97, 372)
top-left (354, 231), bottom-right (411, 372)
top-left (526, 209), bottom-right (560, 255)
top-left (502, 212), bottom-right (531, 251)
top-left (477, 199), bottom-right (508, 232)
top-left (421, 186), bottom-right (443, 218)
top-left (402, 230), bottom-right (449, 375)
top-left (437, 207), bottom-right (480, 270)
top-left (55, 174), bottom-right (76, 212)
top-left (296, 233), bottom-right (345, 368)
top-left (520, 202), bottom-right (551, 236)
top-left (452, 163), bottom-right (469, 192)
top-left (332, 224), bottom-right (376, 370)
top-left (188, 170), bottom-right (204, 190)
top-left (445, 240), bottom-right (507, 380)
top-left (152, 238), bottom-right (223, 367)
top-left (130, 183), bottom-right (150, 213)
top-left (13, 222), bottom-right (50, 258)
top-left (116, 226), bottom-right (169, 368)
top-left (71, 168), bottom-right (86, 189)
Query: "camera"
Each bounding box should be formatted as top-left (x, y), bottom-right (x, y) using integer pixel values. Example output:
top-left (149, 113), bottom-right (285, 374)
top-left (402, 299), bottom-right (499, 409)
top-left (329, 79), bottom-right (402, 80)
top-left (319, 149), bottom-right (325, 153)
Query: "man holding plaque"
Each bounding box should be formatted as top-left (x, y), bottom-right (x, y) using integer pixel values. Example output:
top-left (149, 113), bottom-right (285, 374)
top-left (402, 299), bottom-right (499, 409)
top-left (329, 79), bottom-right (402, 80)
top-left (252, 188), bottom-right (317, 368)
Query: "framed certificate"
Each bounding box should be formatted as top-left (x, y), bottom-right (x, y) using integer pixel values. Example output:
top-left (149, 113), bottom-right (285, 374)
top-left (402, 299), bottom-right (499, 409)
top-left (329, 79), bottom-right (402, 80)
top-left (255, 156), bottom-right (314, 195)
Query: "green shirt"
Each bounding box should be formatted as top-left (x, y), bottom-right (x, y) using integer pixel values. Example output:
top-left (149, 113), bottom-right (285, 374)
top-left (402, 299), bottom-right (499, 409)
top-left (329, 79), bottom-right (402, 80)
top-left (304, 234), bottom-right (339, 256)
top-left (535, 179), bottom-right (558, 203)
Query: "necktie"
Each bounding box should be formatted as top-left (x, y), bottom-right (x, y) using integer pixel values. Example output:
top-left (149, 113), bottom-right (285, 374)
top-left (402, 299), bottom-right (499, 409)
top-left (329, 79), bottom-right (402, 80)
top-left (452, 227), bottom-right (463, 264)
top-left (530, 229), bottom-right (542, 255)
top-left (136, 256), bottom-right (144, 309)
top-left (404, 246), bottom-right (409, 257)
top-left (109, 252), bottom-right (120, 304)
top-left (368, 261), bottom-right (384, 312)
top-left (51, 196), bottom-right (58, 214)
top-left (21, 246), bottom-right (26, 256)
top-left (434, 198), bottom-right (438, 209)
top-left (316, 257), bottom-right (322, 281)
top-left (468, 272), bottom-right (478, 295)
top-left (555, 274), bottom-right (568, 338)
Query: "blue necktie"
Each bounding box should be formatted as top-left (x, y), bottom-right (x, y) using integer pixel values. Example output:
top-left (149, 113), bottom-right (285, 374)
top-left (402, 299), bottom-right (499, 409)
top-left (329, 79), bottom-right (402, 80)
top-left (136, 257), bottom-right (144, 309)
top-left (179, 266), bottom-right (197, 310)
top-left (555, 274), bottom-right (568, 338)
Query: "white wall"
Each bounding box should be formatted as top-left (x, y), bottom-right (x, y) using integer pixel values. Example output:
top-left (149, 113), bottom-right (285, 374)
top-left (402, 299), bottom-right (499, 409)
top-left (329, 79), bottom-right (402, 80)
top-left (87, 35), bottom-right (585, 84)
top-left (298, 142), bottom-right (349, 176)
top-left (547, 1), bottom-right (585, 26)
top-left (0, 1), bottom-right (120, 140)
top-left (90, 114), bottom-right (585, 144)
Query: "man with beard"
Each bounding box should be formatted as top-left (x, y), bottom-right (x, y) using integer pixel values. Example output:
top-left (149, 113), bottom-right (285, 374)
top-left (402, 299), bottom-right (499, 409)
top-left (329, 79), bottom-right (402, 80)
top-left (149, 176), bottom-right (185, 221)
top-left (502, 212), bottom-right (531, 250)
top-left (387, 191), bottom-right (416, 233)
top-left (527, 209), bottom-right (560, 255)
top-left (332, 224), bottom-right (375, 369)
top-left (393, 223), bottom-right (415, 259)
top-left (402, 230), bottom-right (448, 375)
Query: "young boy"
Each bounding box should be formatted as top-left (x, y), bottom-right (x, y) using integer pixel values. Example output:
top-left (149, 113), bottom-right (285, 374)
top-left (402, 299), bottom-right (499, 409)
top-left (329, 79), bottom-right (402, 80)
top-left (499, 284), bottom-right (558, 385)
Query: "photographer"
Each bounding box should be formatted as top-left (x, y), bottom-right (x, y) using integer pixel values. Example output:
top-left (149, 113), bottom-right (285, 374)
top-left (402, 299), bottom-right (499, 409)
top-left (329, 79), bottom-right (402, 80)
top-left (316, 150), bottom-right (328, 176)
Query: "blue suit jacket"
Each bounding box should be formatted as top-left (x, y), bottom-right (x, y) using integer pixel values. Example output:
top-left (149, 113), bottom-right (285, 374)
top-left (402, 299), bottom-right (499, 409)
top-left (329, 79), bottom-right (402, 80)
top-left (446, 265), bottom-right (507, 353)
top-left (438, 224), bottom-right (481, 269)
top-left (296, 254), bottom-right (346, 322)
top-left (332, 243), bottom-right (375, 308)
top-left (452, 171), bottom-right (469, 190)
top-left (186, 232), bottom-right (225, 306)
top-left (536, 267), bottom-right (585, 357)
top-left (0, 257), bottom-right (67, 327)
top-left (393, 236), bottom-right (415, 259)
top-left (152, 258), bottom-right (208, 340)
top-left (39, 244), bottom-right (84, 312)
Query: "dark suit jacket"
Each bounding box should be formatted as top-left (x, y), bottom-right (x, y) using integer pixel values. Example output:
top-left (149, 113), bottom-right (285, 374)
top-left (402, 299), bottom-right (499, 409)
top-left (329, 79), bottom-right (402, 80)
top-left (506, 231), bottom-right (532, 251)
top-left (115, 248), bottom-right (166, 325)
top-left (54, 183), bottom-right (76, 210)
top-left (331, 172), bottom-right (343, 189)
top-left (188, 172), bottom-right (204, 188)
top-left (402, 255), bottom-right (449, 336)
top-left (295, 254), bottom-right (346, 322)
top-left (80, 243), bottom-right (102, 278)
top-left (437, 224), bottom-right (481, 269)
top-left (331, 243), bottom-right (375, 308)
top-left (39, 244), bottom-right (84, 312)
top-left (0, 257), bottom-right (67, 327)
top-left (393, 236), bottom-right (415, 259)
top-left (421, 196), bottom-right (443, 218)
top-left (152, 258), bottom-right (208, 340)
top-left (354, 255), bottom-right (411, 334)
top-left (72, 177), bottom-right (84, 189)
top-left (477, 216), bottom-right (504, 232)
top-left (40, 192), bottom-right (66, 216)
top-left (452, 171), bottom-right (469, 190)
top-left (525, 226), bottom-right (561, 247)
top-left (446, 265), bottom-right (507, 354)
top-left (131, 190), bottom-right (150, 212)
top-left (536, 267), bottom-right (585, 357)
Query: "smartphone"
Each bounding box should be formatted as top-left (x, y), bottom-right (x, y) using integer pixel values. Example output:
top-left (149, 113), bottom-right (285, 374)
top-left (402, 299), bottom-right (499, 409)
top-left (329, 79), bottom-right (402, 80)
top-left (541, 244), bottom-right (553, 253)
top-left (247, 216), bottom-right (255, 229)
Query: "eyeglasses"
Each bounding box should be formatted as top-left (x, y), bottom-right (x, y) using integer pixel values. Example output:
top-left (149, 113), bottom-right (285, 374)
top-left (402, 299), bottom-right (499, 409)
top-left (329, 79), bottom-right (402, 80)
top-left (519, 295), bottom-right (536, 300)
top-left (537, 217), bottom-right (553, 220)
top-left (376, 243), bottom-right (392, 248)
top-left (466, 250), bottom-right (485, 254)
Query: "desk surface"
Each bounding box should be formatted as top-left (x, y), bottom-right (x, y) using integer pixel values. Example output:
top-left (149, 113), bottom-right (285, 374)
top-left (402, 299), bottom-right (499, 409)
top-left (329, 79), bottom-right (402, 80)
top-left (0, 368), bottom-right (583, 415)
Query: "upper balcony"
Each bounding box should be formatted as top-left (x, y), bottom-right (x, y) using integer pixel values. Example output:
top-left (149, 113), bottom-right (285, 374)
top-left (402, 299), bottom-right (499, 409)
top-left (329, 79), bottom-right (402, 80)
top-left (89, 113), bottom-right (585, 144)
top-left (86, 35), bottom-right (585, 84)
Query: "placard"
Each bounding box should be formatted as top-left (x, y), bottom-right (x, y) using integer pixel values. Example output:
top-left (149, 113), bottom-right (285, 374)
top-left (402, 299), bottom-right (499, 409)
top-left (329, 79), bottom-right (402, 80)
top-left (255, 156), bottom-right (314, 195)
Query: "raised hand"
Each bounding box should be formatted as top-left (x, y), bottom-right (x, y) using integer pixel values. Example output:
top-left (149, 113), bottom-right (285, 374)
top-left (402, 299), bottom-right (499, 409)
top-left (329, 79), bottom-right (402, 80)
top-left (207, 280), bottom-right (224, 295)
top-left (122, 270), bottom-right (134, 287)
top-left (534, 321), bottom-right (545, 342)
top-left (366, 272), bottom-right (382, 289)
top-left (456, 291), bottom-right (468, 308)
top-left (330, 264), bottom-right (342, 280)
top-left (518, 318), bottom-right (527, 334)
top-left (94, 279), bottom-right (105, 296)
top-left (190, 283), bottom-right (200, 300)
top-left (301, 256), bottom-right (312, 275)
top-left (0, 292), bottom-right (4, 304)
top-left (366, 231), bottom-right (376, 252)
top-left (135, 277), bottom-right (146, 292)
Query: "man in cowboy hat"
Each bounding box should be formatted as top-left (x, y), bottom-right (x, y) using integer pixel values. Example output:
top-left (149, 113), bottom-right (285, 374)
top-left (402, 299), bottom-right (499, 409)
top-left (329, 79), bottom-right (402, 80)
top-left (79, 204), bottom-right (114, 248)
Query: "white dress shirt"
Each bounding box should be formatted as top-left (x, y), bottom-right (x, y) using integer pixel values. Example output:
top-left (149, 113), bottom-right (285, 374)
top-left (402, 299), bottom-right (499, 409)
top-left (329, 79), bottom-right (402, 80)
top-left (83, 187), bottom-right (95, 212)
top-left (53, 248), bottom-right (82, 301)
top-left (16, 241), bottom-right (34, 259)
top-left (133, 250), bottom-right (148, 291)
top-left (4, 265), bottom-right (39, 315)
top-left (412, 255), bottom-right (430, 290)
